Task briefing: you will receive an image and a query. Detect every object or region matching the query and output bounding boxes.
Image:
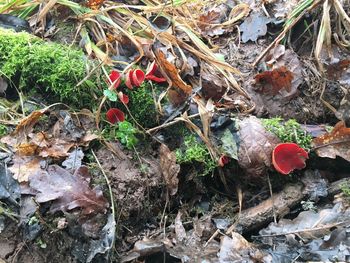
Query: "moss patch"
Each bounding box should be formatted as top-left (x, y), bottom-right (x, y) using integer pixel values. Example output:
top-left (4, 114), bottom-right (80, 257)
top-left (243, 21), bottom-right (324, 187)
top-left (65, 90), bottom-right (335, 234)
top-left (123, 83), bottom-right (159, 128)
top-left (0, 28), bottom-right (101, 106)
top-left (176, 135), bottom-right (217, 176)
top-left (262, 117), bottom-right (312, 150)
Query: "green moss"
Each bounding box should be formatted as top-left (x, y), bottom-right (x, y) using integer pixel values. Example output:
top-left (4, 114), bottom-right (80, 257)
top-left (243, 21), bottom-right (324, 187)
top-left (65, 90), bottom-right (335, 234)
top-left (176, 135), bottom-right (217, 176)
top-left (262, 117), bottom-right (312, 150)
top-left (341, 182), bottom-right (350, 197)
top-left (124, 83), bottom-right (158, 128)
top-left (0, 28), bottom-right (101, 106)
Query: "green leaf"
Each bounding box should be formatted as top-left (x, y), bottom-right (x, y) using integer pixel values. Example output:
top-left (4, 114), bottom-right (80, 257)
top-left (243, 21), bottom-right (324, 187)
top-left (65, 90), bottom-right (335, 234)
top-left (220, 128), bottom-right (239, 160)
top-left (103, 89), bottom-right (118, 102)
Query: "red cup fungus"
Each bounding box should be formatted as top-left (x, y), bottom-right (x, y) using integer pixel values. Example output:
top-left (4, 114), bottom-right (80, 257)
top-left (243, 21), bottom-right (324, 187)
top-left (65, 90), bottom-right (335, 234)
top-left (109, 70), bottom-right (121, 89)
top-left (118, 92), bottom-right (129, 104)
top-left (145, 61), bottom-right (167, 83)
top-left (106, 108), bottom-right (125, 124)
top-left (272, 143), bottom-right (309, 175)
top-left (125, 69), bottom-right (145, 89)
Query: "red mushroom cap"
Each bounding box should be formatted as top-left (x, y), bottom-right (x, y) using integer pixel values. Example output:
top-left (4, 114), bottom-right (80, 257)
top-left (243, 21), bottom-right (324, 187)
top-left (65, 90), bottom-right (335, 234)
top-left (125, 70), bottom-right (134, 90)
top-left (218, 155), bottom-right (230, 167)
top-left (118, 92), bottom-right (129, 104)
top-left (131, 69), bottom-right (145, 87)
top-left (109, 70), bottom-right (121, 89)
top-left (272, 143), bottom-right (309, 175)
top-left (106, 108), bottom-right (125, 124)
top-left (145, 61), bottom-right (167, 83)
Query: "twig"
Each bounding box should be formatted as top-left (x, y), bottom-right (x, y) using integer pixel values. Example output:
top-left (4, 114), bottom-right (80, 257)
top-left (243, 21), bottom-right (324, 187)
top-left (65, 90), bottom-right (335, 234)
top-left (254, 221), bottom-right (349, 238)
top-left (146, 113), bottom-right (200, 133)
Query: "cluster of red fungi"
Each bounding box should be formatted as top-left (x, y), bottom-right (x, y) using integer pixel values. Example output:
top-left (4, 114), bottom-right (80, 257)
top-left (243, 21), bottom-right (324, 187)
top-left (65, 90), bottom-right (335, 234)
top-left (105, 64), bottom-right (309, 174)
top-left (106, 62), bottom-right (166, 124)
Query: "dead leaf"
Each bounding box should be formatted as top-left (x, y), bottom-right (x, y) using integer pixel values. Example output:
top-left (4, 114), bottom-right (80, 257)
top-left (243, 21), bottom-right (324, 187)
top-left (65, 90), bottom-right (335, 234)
top-left (29, 165), bottom-right (108, 214)
top-left (159, 144), bottom-right (180, 196)
top-left (155, 50), bottom-right (192, 105)
top-left (201, 62), bottom-right (228, 100)
top-left (8, 155), bottom-right (43, 182)
top-left (254, 66), bottom-right (294, 95)
top-left (198, 10), bottom-right (225, 37)
top-left (312, 121), bottom-right (350, 162)
top-left (239, 13), bottom-right (270, 43)
top-left (175, 211), bottom-right (187, 242)
top-left (238, 116), bottom-right (281, 177)
top-left (326, 59), bottom-right (350, 80)
top-left (14, 108), bottom-right (47, 136)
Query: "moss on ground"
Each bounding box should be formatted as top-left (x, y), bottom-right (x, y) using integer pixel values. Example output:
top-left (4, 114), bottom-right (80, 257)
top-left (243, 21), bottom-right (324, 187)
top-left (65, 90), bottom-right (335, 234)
top-left (123, 83), bottom-right (159, 128)
top-left (176, 135), bottom-right (217, 176)
top-left (262, 117), bottom-right (312, 150)
top-left (0, 28), bottom-right (101, 106)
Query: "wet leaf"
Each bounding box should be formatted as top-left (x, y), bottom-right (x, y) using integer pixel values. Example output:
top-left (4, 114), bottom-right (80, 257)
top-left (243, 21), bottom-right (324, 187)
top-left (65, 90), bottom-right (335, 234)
top-left (148, 15), bottom-right (171, 32)
top-left (219, 128), bottom-right (239, 160)
top-left (240, 13), bottom-right (270, 43)
top-left (103, 89), bottom-right (118, 102)
top-left (312, 121), bottom-right (350, 162)
top-left (62, 148), bottom-right (84, 171)
top-left (238, 116), bottom-right (281, 177)
top-left (255, 66), bottom-right (294, 95)
top-left (29, 165), bottom-right (108, 214)
top-left (86, 213), bottom-right (116, 263)
top-left (159, 144), bottom-right (180, 196)
top-left (0, 163), bottom-right (20, 205)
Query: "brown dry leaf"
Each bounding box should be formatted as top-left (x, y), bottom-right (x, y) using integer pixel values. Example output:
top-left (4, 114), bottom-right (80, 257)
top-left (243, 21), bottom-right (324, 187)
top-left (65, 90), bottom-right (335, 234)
top-left (201, 62), bottom-right (228, 100)
top-left (262, 45), bottom-right (303, 98)
top-left (238, 116), bottom-right (281, 177)
top-left (312, 121), bottom-right (350, 162)
top-left (38, 138), bottom-right (75, 158)
top-left (326, 59), bottom-right (350, 80)
top-left (9, 155), bottom-right (43, 182)
top-left (198, 10), bottom-right (225, 37)
top-left (159, 144), bottom-right (180, 196)
top-left (14, 108), bottom-right (47, 136)
top-left (167, 88), bottom-right (188, 106)
top-left (29, 165), bottom-right (108, 215)
top-left (254, 66), bottom-right (294, 95)
top-left (155, 50), bottom-right (192, 96)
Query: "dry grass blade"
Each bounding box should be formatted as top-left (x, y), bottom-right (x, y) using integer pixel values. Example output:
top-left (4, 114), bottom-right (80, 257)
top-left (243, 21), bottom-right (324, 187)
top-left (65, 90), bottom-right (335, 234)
top-left (315, 0), bottom-right (332, 72)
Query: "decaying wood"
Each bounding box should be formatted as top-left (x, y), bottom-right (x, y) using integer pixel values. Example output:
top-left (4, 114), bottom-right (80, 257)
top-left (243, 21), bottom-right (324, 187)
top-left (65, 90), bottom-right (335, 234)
top-left (233, 183), bottom-right (304, 233)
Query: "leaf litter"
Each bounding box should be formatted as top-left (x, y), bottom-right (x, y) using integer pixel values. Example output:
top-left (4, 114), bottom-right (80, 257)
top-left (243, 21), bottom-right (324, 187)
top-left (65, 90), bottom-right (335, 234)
top-left (1, 0), bottom-right (350, 262)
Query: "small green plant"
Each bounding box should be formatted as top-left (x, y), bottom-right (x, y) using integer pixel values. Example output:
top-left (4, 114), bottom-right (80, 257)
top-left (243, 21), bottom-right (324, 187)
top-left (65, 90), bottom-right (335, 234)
top-left (262, 117), bottom-right (312, 150)
top-left (301, 200), bottom-right (317, 212)
top-left (176, 135), bottom-right (216, 176)
top-left (115, 121), bottom-right (138, 150)
top-left (0, 124), bottom-right (8, 136)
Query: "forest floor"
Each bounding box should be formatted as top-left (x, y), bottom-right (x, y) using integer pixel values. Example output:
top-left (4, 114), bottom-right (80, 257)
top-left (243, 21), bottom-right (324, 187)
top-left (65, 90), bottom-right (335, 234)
top-left (0, 0), bottom-right (350, 262)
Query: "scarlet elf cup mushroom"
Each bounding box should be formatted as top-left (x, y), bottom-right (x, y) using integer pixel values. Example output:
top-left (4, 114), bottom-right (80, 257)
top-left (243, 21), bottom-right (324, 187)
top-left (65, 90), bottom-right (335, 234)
top-left (272, 143), bottom-right (309, 175)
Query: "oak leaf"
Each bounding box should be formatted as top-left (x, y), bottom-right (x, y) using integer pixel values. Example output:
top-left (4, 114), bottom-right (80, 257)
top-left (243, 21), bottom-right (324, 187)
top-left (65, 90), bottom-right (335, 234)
top-left (312, 121), bottom-right (350, 162)
top-left (29, 165), bottom-right (108, 214)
